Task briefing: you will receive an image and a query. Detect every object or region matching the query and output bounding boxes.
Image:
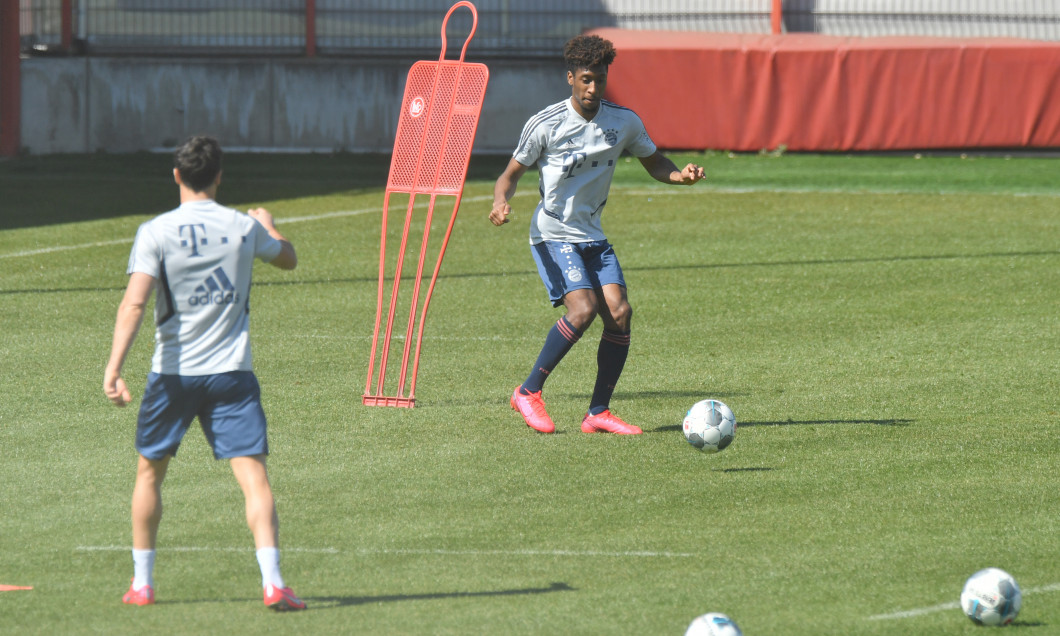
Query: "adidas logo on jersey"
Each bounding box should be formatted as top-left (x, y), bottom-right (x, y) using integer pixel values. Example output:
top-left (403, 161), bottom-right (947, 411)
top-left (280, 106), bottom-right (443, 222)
top-left (189, 267), bottom-right (239, 306)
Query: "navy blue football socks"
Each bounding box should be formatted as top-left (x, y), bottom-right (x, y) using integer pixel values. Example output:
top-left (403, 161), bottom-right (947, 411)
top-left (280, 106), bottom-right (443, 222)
top-left (521, 316), bottom-right (581, 394)
top-left (588, 329), bottom-right (631, 415)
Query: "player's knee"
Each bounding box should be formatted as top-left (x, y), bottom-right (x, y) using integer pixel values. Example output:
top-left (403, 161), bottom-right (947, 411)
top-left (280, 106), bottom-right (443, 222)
top-left (564, 295), bottom-right (599, 330)
top-left (611, 302), bottom-right (632, 331)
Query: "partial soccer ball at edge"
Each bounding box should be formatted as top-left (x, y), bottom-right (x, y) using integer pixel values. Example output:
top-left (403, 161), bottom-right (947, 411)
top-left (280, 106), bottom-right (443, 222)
top-left (960, 567), bottom-right (1022, 626)
top-left (685, 612), bottom-right (743, 636)
top-left (683, 399), bottom-right (736, 452)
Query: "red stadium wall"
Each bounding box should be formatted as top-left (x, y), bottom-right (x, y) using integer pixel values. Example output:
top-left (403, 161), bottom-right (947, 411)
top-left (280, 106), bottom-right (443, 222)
top-left (590, 28), bottom-right (1060, 152)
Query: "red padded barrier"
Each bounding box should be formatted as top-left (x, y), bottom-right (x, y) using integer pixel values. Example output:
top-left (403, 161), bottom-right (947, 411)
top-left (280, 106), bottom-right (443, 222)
top-left (589, 28), bottom-right (1060, 151)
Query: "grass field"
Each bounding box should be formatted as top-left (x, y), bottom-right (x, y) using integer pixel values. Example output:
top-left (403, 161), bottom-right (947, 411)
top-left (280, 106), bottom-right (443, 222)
top-left (1, 151), bottom-right (1058, 635)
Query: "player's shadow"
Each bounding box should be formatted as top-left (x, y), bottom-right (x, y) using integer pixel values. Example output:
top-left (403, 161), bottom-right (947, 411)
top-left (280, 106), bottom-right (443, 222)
top-left (305, 581), bottom-right (575, 609)
top-left (621, 390), bottom-right (747, 401)
top-left (739, 418), bottom-right (915, 427)
top-left (651, 418), bottom-right (912, 433)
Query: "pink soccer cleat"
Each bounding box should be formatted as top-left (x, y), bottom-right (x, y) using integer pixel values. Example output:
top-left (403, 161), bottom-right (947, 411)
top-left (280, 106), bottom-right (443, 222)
top-left (264, 584), bottom-right (306, 611)
top-left (122, 581), bottom-right (155, 606)
top-left (510, 387), bottom-right (556, 433)
top-left (581, 409), bottom-right (642, 435)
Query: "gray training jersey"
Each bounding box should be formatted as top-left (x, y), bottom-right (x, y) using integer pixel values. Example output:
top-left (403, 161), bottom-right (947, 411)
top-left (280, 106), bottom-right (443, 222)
top-left (127, 200), bottom-right (283, 376)
top-left (513, 98), bottom-right (657, 245)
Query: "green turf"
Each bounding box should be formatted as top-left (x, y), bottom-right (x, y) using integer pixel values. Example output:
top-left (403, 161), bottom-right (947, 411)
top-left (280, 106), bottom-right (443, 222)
top-left (1, 152), bottom-right (1057, 634)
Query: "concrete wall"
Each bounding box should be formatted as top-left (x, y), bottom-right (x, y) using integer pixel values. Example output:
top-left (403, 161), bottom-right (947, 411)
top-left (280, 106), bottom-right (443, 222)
top-left (20, 56), bottom-right (559, 154)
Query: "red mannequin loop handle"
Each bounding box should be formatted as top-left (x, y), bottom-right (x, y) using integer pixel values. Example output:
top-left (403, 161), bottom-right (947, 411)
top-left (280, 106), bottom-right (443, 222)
top-left (439, 1), bottom-right (478, 62)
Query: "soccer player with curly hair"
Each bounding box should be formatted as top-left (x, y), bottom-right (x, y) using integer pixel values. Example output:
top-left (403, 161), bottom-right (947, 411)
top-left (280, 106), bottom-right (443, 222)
top-left (490, 34), bottom-right (705, 435)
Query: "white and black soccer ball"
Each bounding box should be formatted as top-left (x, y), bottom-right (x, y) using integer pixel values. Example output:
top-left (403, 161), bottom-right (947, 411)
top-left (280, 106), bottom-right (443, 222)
top-left (682, 399), bottom-right (735, 452)
top-left (685, 612), bottom-right (742, 636)
top-left (960, 567), bottom-right (1022, 626)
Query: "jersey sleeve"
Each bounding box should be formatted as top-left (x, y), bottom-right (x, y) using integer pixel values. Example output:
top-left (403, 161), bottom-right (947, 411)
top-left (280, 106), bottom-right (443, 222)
top-left (512, 117), bottom-right (547, 167)
top-left (249, 218), bottom-right (284, 263)
top-left (626, 113), bottom-right (658, 158)
top-left (127, 222), bottom-right (162, 278)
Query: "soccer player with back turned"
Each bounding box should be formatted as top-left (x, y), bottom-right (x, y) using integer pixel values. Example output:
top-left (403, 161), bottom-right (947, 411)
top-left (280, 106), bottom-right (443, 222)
top-left (490, 34), bottom-right (705, 434)
top-left (104, 135), bottom-right (306, 610)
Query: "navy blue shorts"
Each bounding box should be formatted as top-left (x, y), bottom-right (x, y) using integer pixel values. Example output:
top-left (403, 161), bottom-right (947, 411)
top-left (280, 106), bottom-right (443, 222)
top-left (531, 240), bottom-right (626, 307)
top-left (136, 371), bottom-right (269, 460)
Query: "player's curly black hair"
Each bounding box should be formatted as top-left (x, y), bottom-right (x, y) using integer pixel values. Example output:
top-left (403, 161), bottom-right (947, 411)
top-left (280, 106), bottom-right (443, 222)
top-left (174, 135), bottom-right (223, 193)
top-left (563, 35), bottom-right (617, 73)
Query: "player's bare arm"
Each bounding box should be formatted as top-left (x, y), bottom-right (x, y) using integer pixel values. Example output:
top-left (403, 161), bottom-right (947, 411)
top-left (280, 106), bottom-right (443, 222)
top-left (248, 207), bottom-right (297, 270)
top-left (490, 158), bottom-right (531, 226)
top-left (638, 151), bottom-right (705, 186)
top-left (104, 272), bottom-right (156, 407)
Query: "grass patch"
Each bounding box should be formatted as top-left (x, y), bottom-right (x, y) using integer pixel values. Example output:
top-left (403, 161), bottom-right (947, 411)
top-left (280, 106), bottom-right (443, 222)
top-left (1, 152), bottom-right (1058, 634)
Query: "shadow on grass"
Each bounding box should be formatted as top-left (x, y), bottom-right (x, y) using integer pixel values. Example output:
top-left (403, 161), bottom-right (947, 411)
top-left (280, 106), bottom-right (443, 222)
top-left (5, 246), bottom-right (1059, 295)
top-left (304, 581), bottom-right (575, 609)
top-left (714, 467), bottom-right (774, 473)
top-left (739, 418), bottom-right (915, 427)
top-left (621, 390), bottom-right (746, 401)
top-left (652, 418), bottom-right (912, 434)
top-left (0, 153), bottom-right (512, 231)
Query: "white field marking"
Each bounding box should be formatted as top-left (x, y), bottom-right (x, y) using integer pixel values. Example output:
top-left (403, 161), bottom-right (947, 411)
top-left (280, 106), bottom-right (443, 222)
top-left (0, 195), bottom-right (495, 261)
top-left (75, 545), bottom-right (339, 554)
top-left (353, 548), bottom-right (695, 558)
top-left (0, 238), bottom-right (135, 259)
top-left (75, 545), bottom-right (690, 558)
top-left (287, 333), bottom-right (518, 342)
top-left (867, 581), bottom-right (1060, 621)
top-left (618, 185), bottom-right (1060, 198)
top-left (7, 186), bottom-right (1055, 261)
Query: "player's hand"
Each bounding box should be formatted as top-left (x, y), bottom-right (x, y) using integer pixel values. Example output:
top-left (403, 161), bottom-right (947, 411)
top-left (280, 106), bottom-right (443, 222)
top-left (679, 163), bottom-right (706, 185)
top-left (248, 207), bottom-right (275, 229)
top-left (104, 372), bottom-right (132, 407)
top-left (489, 201), bottom-right (511, 226)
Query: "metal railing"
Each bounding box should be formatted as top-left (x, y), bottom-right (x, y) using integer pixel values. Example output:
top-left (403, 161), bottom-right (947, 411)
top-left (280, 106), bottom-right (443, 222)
top-left (18, 1), bottom-right (1060, 58)
top-left (17, 0), bottom-right (771, 56)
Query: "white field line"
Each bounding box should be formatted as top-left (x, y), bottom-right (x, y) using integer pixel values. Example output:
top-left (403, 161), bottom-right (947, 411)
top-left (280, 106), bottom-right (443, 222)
top-left (75, 545), bottom-right (692, 558)
top-left (867, 581), bottom-right (1060, 621)
top-left (76, 545), bottom-right (340, 554)
top-left (5, 185), bottom-right (1055, 261)
top-left (0, 238), bottom-right (135, 259)
top-left (353, 548), bottom-right (695, 558)
top-left (287, 333), bottom-right (517, 342)
top-left (0, 195), bottom-right (493, 260)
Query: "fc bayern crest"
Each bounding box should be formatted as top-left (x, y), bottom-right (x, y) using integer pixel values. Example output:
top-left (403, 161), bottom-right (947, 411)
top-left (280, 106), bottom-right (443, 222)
top-left (409, 96), bottom-right (427, 118)
top-left (604, 128), bottom-right (619, 146)
top-left (566, 267), bottom-right (583, 283)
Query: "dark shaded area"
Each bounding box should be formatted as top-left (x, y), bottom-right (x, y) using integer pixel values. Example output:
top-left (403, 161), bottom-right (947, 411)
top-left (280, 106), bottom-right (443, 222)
top-left (4, 245), bottom-right (1055, 295)
top-left (738, 419), bottom-right (914, 427)
top-left (783, 0), bottom-right (819, 33)
top-left (716, 467), bottom-right (774, 473)
top-left (305, 581), bottom-right (575, 609)
top-left (0, 152), bottom-right (511, 231)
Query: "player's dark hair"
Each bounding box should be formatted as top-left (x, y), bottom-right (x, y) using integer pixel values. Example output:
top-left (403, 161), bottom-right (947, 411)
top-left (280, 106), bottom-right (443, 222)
top-left (564, 35), bottom-right (617, 73)
top-left (174, 135), bottom-right (222, 193)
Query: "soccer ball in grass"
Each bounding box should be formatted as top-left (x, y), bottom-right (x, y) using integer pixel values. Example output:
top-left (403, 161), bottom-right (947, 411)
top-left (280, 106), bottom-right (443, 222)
top-left (960, 568), bottom-right (1022, 626)
top-left (682, 399), bottom-right (735, 452)
top-left (685, 612), bottom-right (742, 636)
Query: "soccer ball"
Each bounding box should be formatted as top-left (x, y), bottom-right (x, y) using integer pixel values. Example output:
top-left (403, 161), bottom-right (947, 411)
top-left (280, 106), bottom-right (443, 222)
top-left (685, 612), bottom-right (742, 636)
top-left (682, 399), bottom-right (735, 452)
top-left (960, 567), bottom-right (1021, 626)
